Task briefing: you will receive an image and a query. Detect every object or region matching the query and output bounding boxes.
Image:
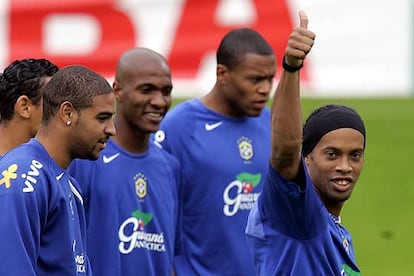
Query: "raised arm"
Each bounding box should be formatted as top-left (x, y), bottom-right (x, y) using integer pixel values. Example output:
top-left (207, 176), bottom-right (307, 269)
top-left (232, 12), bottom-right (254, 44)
top-left (270, 11), bottom-right (316, 180)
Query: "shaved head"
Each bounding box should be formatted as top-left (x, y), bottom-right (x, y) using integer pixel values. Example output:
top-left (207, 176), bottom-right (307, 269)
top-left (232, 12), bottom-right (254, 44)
top-left (112, 47), bottom-right (173, 143)
top-left (115, 48), bottom-right (170, 84)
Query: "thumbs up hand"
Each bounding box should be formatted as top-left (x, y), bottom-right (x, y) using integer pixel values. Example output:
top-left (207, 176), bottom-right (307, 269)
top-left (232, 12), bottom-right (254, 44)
top-left (284, 10), bottom-right (316, 70)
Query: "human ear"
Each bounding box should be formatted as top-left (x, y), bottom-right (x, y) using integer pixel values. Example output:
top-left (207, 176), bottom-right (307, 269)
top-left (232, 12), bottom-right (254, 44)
top-left (112, 81), bottom-right (123, 102)
top-left (216, 64), bottom-right (229, 84)
top-left (15, 95), bottom-right (32, 119)
top-left (59, 101), bottom-right (77, 126)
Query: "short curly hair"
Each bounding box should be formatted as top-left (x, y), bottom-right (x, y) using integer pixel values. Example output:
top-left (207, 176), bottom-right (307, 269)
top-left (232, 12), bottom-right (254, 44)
top-left (0, 58), bottom-right (59, 121)
top-left (41, 65), bottom-right (113, 124)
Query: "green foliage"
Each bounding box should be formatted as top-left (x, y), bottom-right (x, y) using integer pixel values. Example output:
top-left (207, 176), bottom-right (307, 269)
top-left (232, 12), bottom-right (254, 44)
top-left (171, 96), bottom-right (414, 275)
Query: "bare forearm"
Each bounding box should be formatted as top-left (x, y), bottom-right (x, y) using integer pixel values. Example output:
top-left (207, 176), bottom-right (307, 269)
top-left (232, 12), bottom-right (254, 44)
top-left (270, 69), bottom-right (302, 179)
top-left (270, 10), bottom-right (315, 180)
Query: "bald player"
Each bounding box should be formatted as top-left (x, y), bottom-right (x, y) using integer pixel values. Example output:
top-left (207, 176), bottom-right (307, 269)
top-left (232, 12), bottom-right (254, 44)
top-left (69, 48), bottom-right (181, 276)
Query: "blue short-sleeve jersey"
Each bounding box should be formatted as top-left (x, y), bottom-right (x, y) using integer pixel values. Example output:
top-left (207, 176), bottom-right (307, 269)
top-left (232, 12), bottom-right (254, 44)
top-left (246, 162), bottom-right (361, 276)
top-left (69, 139), bottom-right (180, 276)
top-left (0, 139), bottom-right (91, 275)
top-left (154, 98), bottom-right (271, 275)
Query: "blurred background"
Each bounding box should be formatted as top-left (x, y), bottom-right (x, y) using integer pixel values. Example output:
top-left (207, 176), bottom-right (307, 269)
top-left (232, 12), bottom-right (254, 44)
top-left (1, 0), bottom-right (413, 274)
top-left (1, 0), bottom-right (412, 97)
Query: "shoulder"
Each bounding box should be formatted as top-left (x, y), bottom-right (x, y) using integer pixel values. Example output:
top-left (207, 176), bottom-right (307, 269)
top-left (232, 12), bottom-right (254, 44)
top-left (155, 99), bottom-right (203, 150)
top-left (162, 98), bottom-right (202, 125)
top-left (254, 107), bottom-right (271, 123)
top-left (149, 144), bottom-right (180, 170)
top-left (69, 158), bottom-right (96, 174)
top-left (0, 146), bottom-right (51, 194)
top-left (261, 107), bottom-right (271, 118)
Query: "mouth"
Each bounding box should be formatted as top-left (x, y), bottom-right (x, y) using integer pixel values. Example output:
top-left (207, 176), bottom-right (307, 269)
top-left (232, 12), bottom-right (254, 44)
top-left (252, 100), bottom-right (268, 110)
top-left (98, 139), bottom-right (108, 150)
top-left (144, 112), bottom-right (164, 123)
top-left (331, 177), bottom-right (353, 192)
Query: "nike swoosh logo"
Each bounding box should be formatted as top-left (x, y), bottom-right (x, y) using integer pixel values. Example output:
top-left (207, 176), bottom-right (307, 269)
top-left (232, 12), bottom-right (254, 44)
top-left (205, 121), bottom-right (223, 131)
top-left (103, 153), bottom-right (120, 164)
top-left (56, 172), bottom-right (65, 180)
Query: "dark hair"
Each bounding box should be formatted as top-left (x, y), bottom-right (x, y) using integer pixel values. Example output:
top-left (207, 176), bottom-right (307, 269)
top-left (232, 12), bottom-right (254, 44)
top-left (42, 65), bottom-right (113, 124)
top-left (217, 28), bottom-right (274, 70)
top-left (0, 58), bottom-right (59, 121)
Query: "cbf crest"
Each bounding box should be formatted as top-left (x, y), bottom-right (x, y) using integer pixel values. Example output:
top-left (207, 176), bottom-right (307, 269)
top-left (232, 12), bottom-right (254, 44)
top-left (134, 173), bottom-right (147, 198)
top-left (237, 136), bottom-right (253, 160)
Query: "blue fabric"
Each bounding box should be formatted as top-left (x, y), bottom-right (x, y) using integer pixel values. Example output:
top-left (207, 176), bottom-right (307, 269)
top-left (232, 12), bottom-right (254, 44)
top-left (246, 162), bottom-right (361, 275)
top-left (69, 139), bottom-right (180, 276)
top-left (154, 98), bottom-right (271, 275)
top-left (0, 139), bottom-right (91, 275)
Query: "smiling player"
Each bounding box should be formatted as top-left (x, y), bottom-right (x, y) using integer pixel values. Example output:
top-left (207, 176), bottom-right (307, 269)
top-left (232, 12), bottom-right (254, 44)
top-left (246, 11), bottom-right (363, 275)
top-left (69, 48), bottom-right (181, 276)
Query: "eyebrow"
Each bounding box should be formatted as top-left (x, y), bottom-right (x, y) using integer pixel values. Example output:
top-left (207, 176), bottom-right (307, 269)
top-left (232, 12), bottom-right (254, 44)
top-left (96, 111), bottom-right (115, 117)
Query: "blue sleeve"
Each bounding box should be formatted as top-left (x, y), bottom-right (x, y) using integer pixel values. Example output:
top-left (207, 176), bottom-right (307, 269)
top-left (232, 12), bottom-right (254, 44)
top-left (259, 160), bottom-right (326, 240)
top-left (0, 161), bottom-right (51, 275)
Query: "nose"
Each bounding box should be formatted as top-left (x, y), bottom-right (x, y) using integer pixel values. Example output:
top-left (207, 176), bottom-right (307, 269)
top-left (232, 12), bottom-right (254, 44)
top-left (105, 119), bottom-right (116, 137)
top-left (150, 91), bottom-right (169, 108)
top-left (336, 157), bottom-right (353, 174)
top-left (258, 79), bottom-right (273, 95)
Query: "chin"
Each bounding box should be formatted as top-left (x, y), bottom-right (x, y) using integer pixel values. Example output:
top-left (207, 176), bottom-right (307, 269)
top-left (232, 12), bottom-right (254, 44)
top-left (89, 154), bottom-right (100, 161)
top-left (336, 193), bottom-right (352, 203)
top-left (78, 152), bottom-right (100, 161)
top-left (145, 126), bottom-right (159, 134)
top-left (91, 150), bottom-right (102, 160)
top-left (246, 111), bottom-right (262, 117)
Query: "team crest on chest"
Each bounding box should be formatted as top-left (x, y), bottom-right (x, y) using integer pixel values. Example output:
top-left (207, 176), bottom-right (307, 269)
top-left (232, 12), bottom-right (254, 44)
top-left (237, 136), bottom-right (253, 160)
top-left (134, 173), bottom-right (147, 198)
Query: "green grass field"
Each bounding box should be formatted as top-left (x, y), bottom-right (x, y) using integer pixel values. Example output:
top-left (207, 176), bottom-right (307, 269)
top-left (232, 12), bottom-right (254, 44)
top-left (172, 97), bottom-right (414, 275)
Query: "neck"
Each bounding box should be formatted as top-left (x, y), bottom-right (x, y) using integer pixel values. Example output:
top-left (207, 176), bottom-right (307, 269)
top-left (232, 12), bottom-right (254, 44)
top-left (0, 121), bottom-right (32, 155)
top-left (113, 117), bottom-right (149, 154)
top-left (201, 87), bottom-right (244, 118)
top-left (35, 127), bottom-right (71, 169)
top-left (325, 202), bottom-right (343, 217)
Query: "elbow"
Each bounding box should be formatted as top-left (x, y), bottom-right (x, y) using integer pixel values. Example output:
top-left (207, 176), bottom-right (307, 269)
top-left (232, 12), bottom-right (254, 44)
top-left (270, 143), bottom-right (302, 179)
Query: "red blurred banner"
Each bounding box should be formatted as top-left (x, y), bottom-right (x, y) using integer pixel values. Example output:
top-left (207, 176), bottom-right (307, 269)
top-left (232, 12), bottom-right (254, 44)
top-left (9, 0), bottom-right (306, 80)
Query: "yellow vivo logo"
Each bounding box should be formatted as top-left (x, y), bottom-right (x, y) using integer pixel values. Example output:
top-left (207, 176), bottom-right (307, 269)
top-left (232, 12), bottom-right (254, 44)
top-left (0, 164), bottom-right (18, 189)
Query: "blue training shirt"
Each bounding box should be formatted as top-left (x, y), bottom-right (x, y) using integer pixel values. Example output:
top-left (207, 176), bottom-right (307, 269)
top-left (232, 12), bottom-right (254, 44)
top-left (0, 139), bottom-right (91, 275)
top-left (154, 98), bottom-right (271, 275)
top-left (246, 162), bottom-right (361, 276)
top-left (69, 139), bottom-right (180, 276)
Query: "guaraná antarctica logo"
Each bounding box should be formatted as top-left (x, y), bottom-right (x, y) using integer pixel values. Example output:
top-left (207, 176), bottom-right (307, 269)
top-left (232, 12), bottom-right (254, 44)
top-left (118, 209), bottom-right (166, 254)
top-left (223, 172), bottom-right (261, 216)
